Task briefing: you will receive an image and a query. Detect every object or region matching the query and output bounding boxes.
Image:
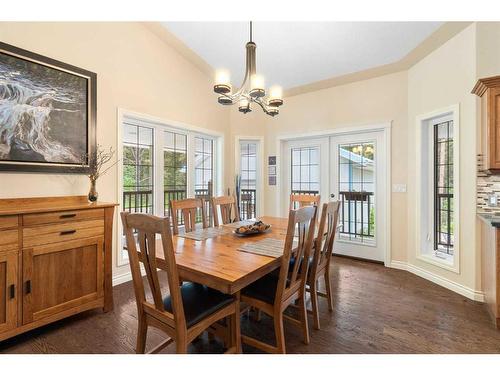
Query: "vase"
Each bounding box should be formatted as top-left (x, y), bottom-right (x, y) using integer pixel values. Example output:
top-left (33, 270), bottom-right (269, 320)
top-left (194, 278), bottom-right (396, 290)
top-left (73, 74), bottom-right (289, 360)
top-left (88, 178), bottom-right (98, 202)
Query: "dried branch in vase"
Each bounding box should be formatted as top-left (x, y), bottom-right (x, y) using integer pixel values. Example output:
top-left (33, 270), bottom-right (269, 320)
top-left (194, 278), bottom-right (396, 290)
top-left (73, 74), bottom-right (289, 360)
top-left (76, 145), bottom-right (119, 202)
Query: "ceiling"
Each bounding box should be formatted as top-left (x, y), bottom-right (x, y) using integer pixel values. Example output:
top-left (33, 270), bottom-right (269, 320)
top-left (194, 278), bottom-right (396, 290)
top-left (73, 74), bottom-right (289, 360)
top-left (162, 22), bottom-right (443, 90)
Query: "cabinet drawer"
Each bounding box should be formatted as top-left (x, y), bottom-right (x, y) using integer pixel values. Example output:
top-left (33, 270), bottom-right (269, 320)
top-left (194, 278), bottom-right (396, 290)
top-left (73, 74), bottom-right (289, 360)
top-left (0, 230), bottom-right (18, 253)
top-left (23, 220), bottom-right (104, 248)
top-left (23, 209), bottom-right (104, 227)
top-left (0, 216), bottom-right (18, 230)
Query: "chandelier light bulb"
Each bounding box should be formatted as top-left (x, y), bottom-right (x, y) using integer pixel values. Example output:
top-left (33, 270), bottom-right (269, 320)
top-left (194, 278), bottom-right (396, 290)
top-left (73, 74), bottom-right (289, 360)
top-left (238, 97), bottom-right (251, 114)
top-left (214, 69), bottom-right (231, 94)
top-left (268, 85), bottom-right (284, 107)
top-left (250, 74), bottom-right (265, 98)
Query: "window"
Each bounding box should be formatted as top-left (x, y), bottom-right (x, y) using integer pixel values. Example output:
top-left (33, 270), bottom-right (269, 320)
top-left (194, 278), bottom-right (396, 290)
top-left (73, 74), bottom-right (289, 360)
top-left (164, 131), bottom-right (187, 217)
top-left (434, 120), bottom-right (454, 255)
top-left (239, 141), bottom-right (257, 219)
top-left (119, 113), bottom-right (221, 266)
top-left (194, 136), bottom-right (214, 224)
top-left (417, 106), bottom-right (459, 271)
top-left (122, 124), bottom-right (154, 214)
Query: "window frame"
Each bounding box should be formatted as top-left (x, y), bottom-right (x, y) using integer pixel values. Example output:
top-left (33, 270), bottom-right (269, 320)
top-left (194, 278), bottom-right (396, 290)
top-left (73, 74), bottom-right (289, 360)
top-left (416, 105), bottom-right (460, 273)
top-left (117, 109), bottom-right (224, 268)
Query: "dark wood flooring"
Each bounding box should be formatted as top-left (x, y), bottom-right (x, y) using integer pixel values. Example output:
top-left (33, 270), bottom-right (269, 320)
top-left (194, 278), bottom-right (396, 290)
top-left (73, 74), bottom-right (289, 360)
top-left (1, 257), bottom-right (500, 354)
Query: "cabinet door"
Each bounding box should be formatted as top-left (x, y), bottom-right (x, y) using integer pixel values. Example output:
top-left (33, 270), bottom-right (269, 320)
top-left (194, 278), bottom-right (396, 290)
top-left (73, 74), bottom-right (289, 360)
top-left (488, 87), bottom-right (500, 171)
top-left (23, 237), bottom-right (103, 324)
top-left (0, 252), bottom-right (18, 333)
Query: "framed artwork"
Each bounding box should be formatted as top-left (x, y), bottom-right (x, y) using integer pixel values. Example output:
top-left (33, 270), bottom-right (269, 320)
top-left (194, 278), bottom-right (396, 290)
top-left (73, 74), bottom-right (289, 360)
top-left (268, 165), bottom-right (276, 175)
top-left (268, 175), bottom-right (276, 186)
top-left (268, 156), bottom-right (276, 166)
top-left (0, 41), bottom-right (96, 173)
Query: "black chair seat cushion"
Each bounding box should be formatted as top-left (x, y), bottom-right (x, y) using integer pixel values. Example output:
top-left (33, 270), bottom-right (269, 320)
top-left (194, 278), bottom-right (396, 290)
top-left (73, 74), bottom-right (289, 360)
top-left (270, 255), bottom-right (314, 278)
top-left (242, 274), bottom-right (278, 305)
top-left (163, 282), bottom-right (234, 328)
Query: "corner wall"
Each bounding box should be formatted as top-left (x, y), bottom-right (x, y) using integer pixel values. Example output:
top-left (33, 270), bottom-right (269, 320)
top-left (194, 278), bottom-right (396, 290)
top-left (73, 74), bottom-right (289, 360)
top-left (406, 24), bottom-right (480, 298)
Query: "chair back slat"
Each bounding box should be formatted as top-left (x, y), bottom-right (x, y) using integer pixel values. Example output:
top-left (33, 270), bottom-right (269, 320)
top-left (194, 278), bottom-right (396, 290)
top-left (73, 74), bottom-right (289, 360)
top-left (170, 198), bottom-right (207, 235)
top-left (275, 206), bottom-right (317, 303)
top-left (121, 212), bottom-right (186, 329)
top-left (313, 201), bottom-right (340, 274)
top-left (290, 193), bottom-right (321, 210)
top-left (211, 195), bottom-right (240, 226)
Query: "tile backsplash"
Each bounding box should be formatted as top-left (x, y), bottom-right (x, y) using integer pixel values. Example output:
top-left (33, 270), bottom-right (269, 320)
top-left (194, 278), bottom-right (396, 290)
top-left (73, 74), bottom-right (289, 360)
top-left (477, 154), bottom-right (500, 213)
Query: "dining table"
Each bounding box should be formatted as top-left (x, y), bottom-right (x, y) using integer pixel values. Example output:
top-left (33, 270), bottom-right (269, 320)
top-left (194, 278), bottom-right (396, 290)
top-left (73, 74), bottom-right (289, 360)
top-left (154, 216), bottom-right (290, 295)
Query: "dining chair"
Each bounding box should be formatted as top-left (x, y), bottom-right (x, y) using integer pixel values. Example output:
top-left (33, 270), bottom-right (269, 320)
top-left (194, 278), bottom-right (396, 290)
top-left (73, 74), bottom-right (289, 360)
top-left (210, 195), bottom-right (240, 226)
top-left (240, 205), bottom-right (317, 354)
top-left (121, 212), bottom-right (241, 354)
top-left (289, 193), bottom-right (321, 210)
top-left (307, 201), bottom-right (340, 330)
top-left (170, 198), bottom-right (208, 235)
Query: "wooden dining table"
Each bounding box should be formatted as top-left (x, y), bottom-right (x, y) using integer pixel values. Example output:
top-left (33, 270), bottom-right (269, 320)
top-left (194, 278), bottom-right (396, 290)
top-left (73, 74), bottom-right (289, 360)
top-left (155, 216), bottom-right (289, 295)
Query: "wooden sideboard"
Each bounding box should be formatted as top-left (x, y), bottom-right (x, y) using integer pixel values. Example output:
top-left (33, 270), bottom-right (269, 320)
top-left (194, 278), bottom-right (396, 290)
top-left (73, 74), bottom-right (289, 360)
top-left (472, 75), bottom-right (500, 174)
top-left (0, 196), bottom-right (117, 341)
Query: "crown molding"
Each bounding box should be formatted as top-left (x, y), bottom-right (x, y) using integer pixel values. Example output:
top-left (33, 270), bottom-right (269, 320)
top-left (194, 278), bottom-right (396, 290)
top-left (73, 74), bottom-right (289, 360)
top-left (472, 75), bottom-right (500, 97)
top-left (284, 21), bottom-right (473, 97)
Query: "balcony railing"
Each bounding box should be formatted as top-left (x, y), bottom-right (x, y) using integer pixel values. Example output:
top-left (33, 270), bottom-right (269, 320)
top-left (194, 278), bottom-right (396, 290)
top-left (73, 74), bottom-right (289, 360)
top-left (122, 189), bottom-right (153, 214)
top-left (339, 191), bottom-right (374, 238)
top-left (240, 188), bottom-right (256, 220)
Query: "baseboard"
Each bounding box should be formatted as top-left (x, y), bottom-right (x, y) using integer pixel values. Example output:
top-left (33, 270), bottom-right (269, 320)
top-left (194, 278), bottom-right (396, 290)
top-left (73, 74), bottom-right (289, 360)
top-left (112, 271), bottom-right (133, 286)
top-left (389, 261), bottom-right (485, 302)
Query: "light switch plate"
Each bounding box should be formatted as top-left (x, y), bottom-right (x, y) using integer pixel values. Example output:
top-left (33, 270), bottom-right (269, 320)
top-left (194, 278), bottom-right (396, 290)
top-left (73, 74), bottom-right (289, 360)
top-left (392, 184), bottom-right (407, 193)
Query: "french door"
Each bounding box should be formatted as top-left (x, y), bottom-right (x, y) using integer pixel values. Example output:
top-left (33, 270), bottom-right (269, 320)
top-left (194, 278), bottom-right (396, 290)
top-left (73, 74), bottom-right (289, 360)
top-left (282, 130), bottom-right (387, 262)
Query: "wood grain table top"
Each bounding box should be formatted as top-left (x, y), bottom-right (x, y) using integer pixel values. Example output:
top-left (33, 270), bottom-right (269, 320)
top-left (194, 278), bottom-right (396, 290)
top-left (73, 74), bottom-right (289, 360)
top-left (156, 216), bottom-right (289, 294)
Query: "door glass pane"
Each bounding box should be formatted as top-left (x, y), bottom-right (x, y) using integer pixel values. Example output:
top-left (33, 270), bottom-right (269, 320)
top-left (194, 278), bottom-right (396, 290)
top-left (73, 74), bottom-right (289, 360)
top-left (240, 141), bottom-right (258, 220)
top-left (290, 146), bottom-right (320, 209)
top-left (338, 142), bottom-right (375, 244)
top-left (164, 130), bottom-right (187, 217)
top-left (122, 124), bottom-right (154, 215)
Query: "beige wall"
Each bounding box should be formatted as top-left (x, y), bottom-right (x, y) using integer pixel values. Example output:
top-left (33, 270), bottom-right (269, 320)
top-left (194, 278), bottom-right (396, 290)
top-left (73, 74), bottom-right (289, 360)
top-left (0, 22), bottom-right (231, 278)
top-left (230, 71), bottom-right (409, 262)
top-left (407, 24), bottom-right (479, 292)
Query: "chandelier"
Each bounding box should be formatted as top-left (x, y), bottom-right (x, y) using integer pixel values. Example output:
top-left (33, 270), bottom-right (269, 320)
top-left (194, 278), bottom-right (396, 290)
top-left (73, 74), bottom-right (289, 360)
top-left (213, 22), bottom-right (283, 116)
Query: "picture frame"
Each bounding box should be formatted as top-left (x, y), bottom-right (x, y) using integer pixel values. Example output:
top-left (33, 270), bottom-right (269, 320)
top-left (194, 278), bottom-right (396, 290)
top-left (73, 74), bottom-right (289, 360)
top-left (268, 165), bottom-right (276, 175)
top-left (0, 41), bottom-right (96, 173)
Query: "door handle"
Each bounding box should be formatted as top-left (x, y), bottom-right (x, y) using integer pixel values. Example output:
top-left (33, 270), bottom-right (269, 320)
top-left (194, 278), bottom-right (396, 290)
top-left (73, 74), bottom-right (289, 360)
top-left (60, 230), bottom-right (76, 235)
top-left (9, 284), bottom-right (15, 299)
top-left (330, 193), bottom-right (335, 198)
top-left (25, 280), bottom-right (31, 294)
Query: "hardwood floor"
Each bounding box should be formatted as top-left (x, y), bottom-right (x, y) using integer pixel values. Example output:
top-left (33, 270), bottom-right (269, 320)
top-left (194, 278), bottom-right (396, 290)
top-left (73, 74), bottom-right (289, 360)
top-left (1, 257), bottom-right (500, 354)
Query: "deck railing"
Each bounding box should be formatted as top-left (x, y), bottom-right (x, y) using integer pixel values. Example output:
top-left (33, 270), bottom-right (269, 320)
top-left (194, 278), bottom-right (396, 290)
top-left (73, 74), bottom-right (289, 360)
top-left (338, 191), bottom-right (374, 238)
top-left (240, 188), bottom-right (256, 220)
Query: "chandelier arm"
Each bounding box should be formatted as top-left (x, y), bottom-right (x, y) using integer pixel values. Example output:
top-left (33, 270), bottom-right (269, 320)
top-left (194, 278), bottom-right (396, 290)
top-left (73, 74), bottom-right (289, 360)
top-left (252, 97), bottom-right (271, 114)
